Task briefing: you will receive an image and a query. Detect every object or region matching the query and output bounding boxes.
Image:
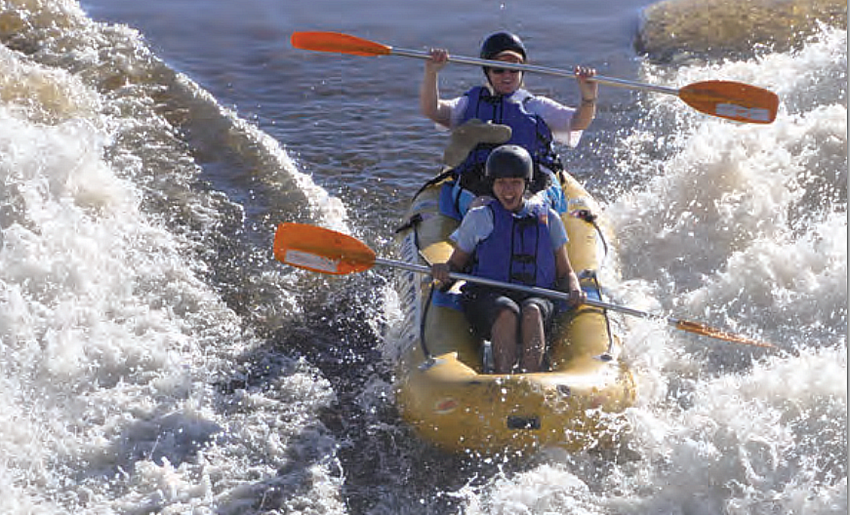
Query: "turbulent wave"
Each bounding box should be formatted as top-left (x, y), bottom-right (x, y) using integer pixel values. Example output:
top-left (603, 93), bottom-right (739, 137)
top-left (0, 0), bottom-right (354, 513)
top-left (0, 0), bottom-right (845, 513)
top-left (596, 24), bottom-right (847, 514)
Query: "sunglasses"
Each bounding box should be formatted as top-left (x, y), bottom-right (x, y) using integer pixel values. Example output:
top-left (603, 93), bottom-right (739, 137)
top-left (489, 68), bottom-right (521, 75)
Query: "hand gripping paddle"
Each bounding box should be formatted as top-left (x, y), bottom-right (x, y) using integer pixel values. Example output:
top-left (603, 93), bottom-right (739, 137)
top-left (291, 31), bottom-right (779, 124)
top-left (274, 223), bottom-right (777, 349)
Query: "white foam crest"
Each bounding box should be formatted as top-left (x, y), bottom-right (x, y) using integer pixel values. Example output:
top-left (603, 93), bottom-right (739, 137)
top-left (686, 209), bottom-right (847, 346)
top-left (609, 28), bottom-right (846, 339)
top-left (0, 41), bottom-right (100, 125)
top-left (0, 69), bottom-right (342, 514)
top-left (615, 346), bottom-right (847, 515)
top-left (457, 464), bottom-right (604, 515)
top-left (169, 73), bottom-right (350, 232)
top-left (0, 100), bottom-right (219, 492)
top-left (753, 24), bottom-right (847, 116)
top-left (593, 28), bottom-right (847, 515)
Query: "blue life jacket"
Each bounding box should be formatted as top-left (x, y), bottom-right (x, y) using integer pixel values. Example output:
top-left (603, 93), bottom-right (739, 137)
top-left (454, 86), bottom-right (563, 195)
top-left (471, 200), bottom-right (557, 289)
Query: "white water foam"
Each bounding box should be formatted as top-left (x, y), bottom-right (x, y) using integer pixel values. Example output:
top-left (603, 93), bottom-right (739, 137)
top-left (1, 1), bottom-right (844, 512)
top-left (617, 26), bottom-right (846, 514)
top-left (0, 15), bottom-right (349, 514)
top-left (610, 26), bottom-right (847, 349)
top-left (444, 25), bottom-right (847, 515)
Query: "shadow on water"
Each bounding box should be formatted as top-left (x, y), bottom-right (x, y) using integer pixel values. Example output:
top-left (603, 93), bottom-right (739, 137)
top-left (204, 262), bottom-right (593, 513)
top-left (93, 38), bottom-right (499, 511)
top-left (257, 279), bottom-right (477, 514)
top-left (220, 271), bottom-right (640, 514)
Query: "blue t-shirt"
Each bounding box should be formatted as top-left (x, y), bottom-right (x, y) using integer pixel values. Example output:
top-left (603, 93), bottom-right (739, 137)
top-left (450, 199), bottom-right (568, 254)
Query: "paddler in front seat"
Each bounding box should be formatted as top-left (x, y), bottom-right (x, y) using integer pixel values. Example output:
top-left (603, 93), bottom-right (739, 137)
top-left (430, 145), bottom-right (586, 374)
top-left (420, 31), bottom-right (599, 216)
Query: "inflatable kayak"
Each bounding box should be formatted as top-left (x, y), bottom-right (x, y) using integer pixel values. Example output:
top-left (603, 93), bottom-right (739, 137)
top-left (392, 171), bottom-right (637, 455)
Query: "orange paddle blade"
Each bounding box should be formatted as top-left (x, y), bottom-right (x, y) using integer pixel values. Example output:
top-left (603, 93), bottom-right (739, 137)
top-left (674, 320), bottom-right (775, 349)
top-left (679, 80), bottom-right (779, 124)
top-left (290, 31), bottom-right (392, 57)
top-left (273, 223), bottom-right (376, 275)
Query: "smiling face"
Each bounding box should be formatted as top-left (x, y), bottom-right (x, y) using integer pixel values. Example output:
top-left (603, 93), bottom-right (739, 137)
top-left (492, 176), bottom-right (527, 212)
top-left (486, 51), bottom-right (524, 95)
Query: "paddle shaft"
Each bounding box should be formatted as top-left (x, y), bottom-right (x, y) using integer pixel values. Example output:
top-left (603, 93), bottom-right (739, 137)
top-left (378, 257), bottom-right (685, 328)
top-left (290, 31), bottom-right (779, 123)
top-left (390, 46), bottom-right (679, 96)
top-left (273, 223), bottom-right (774, 348)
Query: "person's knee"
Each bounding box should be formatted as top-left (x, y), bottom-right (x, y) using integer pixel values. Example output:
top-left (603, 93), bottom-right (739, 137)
top-left (493, 297), bottom-right (520, 318)
top-left (521, 302), bottom-right (542, 320)
top-left (495, 306), bottom-right (519, 324)
top-left (521, 298), bottom-right (552, 323)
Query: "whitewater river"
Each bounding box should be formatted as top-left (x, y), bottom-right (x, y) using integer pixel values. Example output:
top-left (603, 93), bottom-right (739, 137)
top-left (0, 0), bottom-right (846, 513)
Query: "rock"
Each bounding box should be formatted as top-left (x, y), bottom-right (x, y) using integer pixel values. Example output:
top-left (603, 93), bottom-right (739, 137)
top-left (636, 0), bottom-right (847, 62)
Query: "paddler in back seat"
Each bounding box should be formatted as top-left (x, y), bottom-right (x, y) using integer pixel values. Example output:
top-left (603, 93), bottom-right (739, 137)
top-left (420, 31), bottom-right (599, 216)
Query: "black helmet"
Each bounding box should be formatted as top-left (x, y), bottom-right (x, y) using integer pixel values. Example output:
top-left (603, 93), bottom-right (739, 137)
top-left (485, 145), bottom-right (533, 182)
top-left (479, 31), bottom-right (527, 61)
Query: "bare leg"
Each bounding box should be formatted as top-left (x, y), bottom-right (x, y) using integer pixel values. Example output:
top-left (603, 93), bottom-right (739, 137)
top-left (519, 303), bottom-right (546, 373)
top-left (491, 309), bottom-right (519, 374)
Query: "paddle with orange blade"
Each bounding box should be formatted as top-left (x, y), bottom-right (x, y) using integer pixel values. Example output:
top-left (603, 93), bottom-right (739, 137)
top-left (291, 31), bottom-right (779, 124)
top-left (274, 223), bottom-right (776, 349)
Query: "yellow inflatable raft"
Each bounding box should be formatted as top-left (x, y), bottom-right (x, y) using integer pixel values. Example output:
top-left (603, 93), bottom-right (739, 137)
top-left (393, 171), bottom-right (637, 455)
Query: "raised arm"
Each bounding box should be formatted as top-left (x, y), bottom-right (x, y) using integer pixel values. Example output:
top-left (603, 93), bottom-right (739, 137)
top-left (420, 48), bottom-right (454, 128)
top-left (569, 65), bottom-right (599, 131)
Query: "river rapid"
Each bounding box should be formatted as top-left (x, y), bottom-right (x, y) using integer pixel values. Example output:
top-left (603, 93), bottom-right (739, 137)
top-left (0, 0), bottom-right (846, 513)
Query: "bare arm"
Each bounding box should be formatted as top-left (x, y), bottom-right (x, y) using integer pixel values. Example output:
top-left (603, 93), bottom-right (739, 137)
top-left (420, 48), bottom-right (454, 128)
top-left (554, 244), bottom-right (586, 307)
top-left (569, 65), bottom-right (599, 131)
top-left (431, 247), bottom-right (471, 285)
